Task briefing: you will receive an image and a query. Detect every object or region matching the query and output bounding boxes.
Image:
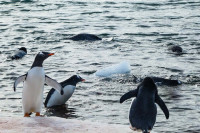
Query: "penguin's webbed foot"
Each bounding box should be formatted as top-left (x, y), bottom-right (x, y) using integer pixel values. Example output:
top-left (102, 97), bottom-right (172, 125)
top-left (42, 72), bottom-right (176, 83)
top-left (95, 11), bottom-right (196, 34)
top-left (24, 113), bottom-right (30, 117)
top-left (35, 112), bottom-right (43, 117)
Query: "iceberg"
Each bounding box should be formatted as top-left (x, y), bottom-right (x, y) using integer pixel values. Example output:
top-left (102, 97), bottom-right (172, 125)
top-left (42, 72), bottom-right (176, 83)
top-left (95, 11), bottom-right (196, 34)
top-left (95, 61), bottom-right (131, 77)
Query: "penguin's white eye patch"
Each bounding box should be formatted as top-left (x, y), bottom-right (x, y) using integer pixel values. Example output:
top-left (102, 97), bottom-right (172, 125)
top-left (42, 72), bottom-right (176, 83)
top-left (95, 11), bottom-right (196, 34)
top-left (77, 75), bottom-right (80, 79)
top-left (39, 52), bottom-right (44, 55)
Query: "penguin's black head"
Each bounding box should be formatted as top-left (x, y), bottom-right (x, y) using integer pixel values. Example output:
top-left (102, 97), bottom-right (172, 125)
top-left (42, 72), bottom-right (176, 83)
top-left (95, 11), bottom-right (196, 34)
top-left (61, 75), bottom-right (85, 86)
top-left (74, 75), bottom-right (85, 81)
top-left (142, 77), bottom-right (157, 91)
top-left (19, 47), bottom-right (27, 53)
top-left (31, 52), bottom-right (54, 68)
top-left (35, 51), bottom-right (54, 61)
top-left (68, 75), bottom-right (85, 84)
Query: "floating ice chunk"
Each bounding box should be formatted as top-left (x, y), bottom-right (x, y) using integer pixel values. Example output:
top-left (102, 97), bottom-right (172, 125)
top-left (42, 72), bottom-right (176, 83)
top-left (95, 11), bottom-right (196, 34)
top-left (102, 37), bottom-right (114, 42)
top-left (95, 61), bottom-right (131, 77)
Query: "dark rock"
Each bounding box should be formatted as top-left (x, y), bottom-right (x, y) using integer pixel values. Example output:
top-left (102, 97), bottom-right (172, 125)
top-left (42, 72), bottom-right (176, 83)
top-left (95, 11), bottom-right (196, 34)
top-left (168, 45), bottom-right (183, 53)
top-left (69, 33), bottom-right (102, 41)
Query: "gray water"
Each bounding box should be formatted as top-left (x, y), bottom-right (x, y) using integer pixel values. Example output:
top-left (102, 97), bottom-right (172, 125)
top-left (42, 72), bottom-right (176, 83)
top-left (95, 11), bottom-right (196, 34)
top-left (0, 0), bottom-right (200, 132)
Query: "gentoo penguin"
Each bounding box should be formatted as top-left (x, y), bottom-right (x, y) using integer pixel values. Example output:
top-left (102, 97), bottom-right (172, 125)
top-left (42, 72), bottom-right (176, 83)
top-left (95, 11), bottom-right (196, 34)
top-left (44, 75), bottom-right (85, 108)
top-left (13, 52), bottom-right (63, 117)
top-left (11, 47), bottom-right (27, 60)
top-left (69, 33), bottom-right (102, 41)
top-left (120, 77), bottom-right (169, 133)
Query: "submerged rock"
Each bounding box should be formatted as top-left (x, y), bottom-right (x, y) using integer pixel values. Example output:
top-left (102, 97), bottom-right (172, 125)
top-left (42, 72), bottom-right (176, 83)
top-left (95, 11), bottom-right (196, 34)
top-left (151, 77), bottom-right (182, 86)
top-left (114, 75), bottom-right (182, 86)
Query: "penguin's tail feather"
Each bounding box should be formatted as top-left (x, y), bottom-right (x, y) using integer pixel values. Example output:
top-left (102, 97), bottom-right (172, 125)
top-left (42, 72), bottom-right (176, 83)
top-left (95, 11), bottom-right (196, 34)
top-left (143, 129), bottom-right (148, 133)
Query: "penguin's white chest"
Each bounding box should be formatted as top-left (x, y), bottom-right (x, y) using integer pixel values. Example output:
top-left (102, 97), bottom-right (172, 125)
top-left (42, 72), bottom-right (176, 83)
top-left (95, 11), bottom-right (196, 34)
top-left (46, 85), bottom-right (75, 107)
top-left (22, 67), bottom-right (45, 113)
top-left (24, 67), bottom-right (45, 90)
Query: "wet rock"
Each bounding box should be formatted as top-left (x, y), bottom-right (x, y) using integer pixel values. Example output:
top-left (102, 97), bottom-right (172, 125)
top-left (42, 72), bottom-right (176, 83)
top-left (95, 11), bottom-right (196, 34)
top-left (69, 33), bottom-right (102, 41)
top-left (168, 45), bottom-right (183, 53)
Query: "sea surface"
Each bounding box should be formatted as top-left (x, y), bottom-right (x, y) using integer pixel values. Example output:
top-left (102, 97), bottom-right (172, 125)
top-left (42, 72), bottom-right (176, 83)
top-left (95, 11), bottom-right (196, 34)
top-left (0, 0), bottom-right (200, 132)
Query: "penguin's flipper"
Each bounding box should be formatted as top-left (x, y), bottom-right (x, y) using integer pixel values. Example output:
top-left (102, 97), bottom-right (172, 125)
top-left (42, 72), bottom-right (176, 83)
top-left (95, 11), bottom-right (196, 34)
top-left (13, 74), bottom-right (27, 91)
top-left (120, 89), bottom-right (138, 103)
top-left (155, 93), bottom-right (169, 119)
top-left (45, 75), bottom-right (64, 95)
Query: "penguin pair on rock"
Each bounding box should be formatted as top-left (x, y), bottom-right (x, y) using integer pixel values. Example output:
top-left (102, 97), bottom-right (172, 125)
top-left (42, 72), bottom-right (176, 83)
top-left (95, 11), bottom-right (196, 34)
top-left (14, 51), bottom-right (85, 116)
top-left (120, 77), bottom-right (169, 133)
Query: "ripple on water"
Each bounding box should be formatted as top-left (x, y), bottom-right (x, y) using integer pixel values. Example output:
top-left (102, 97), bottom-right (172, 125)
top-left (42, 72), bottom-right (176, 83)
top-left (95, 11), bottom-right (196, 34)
top-left (0, 0), bottom-right (200, 132)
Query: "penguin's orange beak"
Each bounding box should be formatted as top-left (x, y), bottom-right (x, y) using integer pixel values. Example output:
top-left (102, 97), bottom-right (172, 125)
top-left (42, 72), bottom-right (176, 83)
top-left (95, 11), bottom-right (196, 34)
top-left (81, 79), bottom-right (86, 82)
top-left (48, 53), bottom-right (54, 56)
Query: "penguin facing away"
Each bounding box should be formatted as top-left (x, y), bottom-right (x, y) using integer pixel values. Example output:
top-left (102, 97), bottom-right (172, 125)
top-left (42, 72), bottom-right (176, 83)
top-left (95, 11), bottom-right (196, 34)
top-left (14, 52), bottom-right (63, 117)
top-left (120, 77), bottom-right (169, 133)
top-left (11, 47), bottom-right (27, 60)
top-left (44, 75), bottom-right (85, 108)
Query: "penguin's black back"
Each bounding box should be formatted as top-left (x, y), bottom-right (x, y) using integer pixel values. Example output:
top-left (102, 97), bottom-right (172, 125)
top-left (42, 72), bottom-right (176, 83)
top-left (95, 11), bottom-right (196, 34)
top-left (44, 75), bottom-right (83, 107)
top-left (44, 88), bottom-right (56, 107)
top-left (129, 98), bottom-right (157, 132)
top-left (129, 77), bottom-right (157, 132)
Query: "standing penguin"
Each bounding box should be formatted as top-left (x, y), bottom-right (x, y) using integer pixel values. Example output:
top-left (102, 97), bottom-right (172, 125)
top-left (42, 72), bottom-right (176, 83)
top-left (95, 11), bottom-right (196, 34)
top-left (14, 52), bottom-right (63, 117)
top-left (44, 75), bottom-right (85, 108)
top-left (120, 77), bottom-right (169, 133)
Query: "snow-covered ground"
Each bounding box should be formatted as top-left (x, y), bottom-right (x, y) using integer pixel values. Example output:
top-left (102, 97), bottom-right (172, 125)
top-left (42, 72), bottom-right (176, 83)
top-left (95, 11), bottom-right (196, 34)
top-left (0, 117), bottom-right (136, 133)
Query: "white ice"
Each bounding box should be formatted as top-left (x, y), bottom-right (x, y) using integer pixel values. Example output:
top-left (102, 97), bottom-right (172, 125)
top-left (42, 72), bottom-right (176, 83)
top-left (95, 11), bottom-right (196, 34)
top-left (95, 61), bottom-right (131, 77)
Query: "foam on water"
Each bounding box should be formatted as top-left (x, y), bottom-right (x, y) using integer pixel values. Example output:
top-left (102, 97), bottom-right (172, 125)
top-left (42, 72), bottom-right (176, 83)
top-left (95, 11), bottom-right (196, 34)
top-left (95, 61), bottom-right (131, 77)
top-left (102, 37), bottom-right (114, 42)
